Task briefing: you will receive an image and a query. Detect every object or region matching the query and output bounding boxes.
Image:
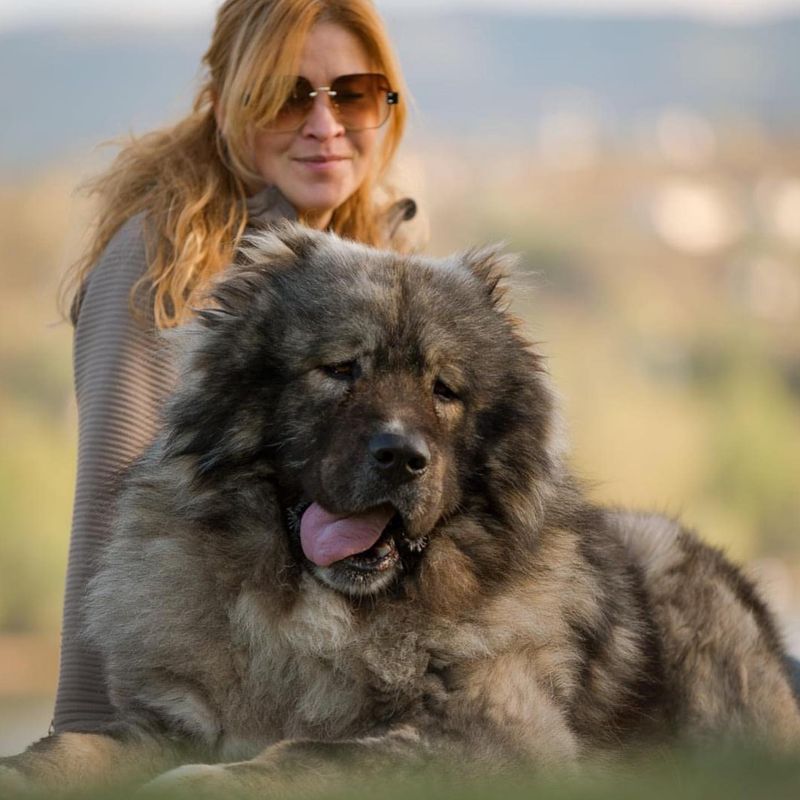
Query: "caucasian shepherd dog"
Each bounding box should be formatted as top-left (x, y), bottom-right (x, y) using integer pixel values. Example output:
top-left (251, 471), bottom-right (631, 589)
top-left (3, 224), bottom-right (799, 795)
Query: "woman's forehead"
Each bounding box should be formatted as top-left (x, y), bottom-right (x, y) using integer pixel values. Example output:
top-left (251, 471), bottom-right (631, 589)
top-left (296, 22), bottom-right (376, 83)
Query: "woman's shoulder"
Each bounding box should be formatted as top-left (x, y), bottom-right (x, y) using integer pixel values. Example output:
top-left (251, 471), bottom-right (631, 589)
top-left (72, 212), bottom-right (152, 324)
top-left (90, 212), bottom-right (150, 284)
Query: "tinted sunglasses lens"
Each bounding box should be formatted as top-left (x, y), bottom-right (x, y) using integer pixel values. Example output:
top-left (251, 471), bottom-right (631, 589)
top-left (267, 74), bottom-right (395, 132)
top-left (331, 74), bottom-right (392, 131)
top-left (271, 77), bottom-right (314, 131)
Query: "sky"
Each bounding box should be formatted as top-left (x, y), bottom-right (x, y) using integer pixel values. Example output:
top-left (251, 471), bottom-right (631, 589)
top-left (2, 0), bottom-right (800, 30)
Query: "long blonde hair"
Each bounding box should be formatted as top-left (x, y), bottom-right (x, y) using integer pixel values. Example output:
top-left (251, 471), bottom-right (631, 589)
top-left (65, 0), bottom-right (408, 328)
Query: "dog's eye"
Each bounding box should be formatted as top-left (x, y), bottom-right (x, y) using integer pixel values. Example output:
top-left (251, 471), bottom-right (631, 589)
top-left (433, 379), bottom-right (459, 402)
top-left (322, 361), bottom-right (359, 380)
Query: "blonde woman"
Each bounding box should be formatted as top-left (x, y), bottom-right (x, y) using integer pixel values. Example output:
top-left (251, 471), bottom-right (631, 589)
top-left (55, 0), bottom-right (417, 735)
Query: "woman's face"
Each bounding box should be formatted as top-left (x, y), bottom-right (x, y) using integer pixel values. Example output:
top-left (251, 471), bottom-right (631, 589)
top-left (250, 22), bottom-right (383, 229)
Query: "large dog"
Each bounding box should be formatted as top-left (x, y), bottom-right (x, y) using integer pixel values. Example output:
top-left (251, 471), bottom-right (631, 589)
top-left (3, 225), bottom-right (799, 795)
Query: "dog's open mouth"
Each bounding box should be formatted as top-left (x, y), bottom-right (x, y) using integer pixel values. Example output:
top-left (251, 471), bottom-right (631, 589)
top-left (338, 512), bottom-right (402, 573)
top-left (287, 501), bottom-right (427, 574)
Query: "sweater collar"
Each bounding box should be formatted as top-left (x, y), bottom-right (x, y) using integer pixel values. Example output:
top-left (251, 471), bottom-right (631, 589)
top-left (246, 185), bottom-right (298, 225)
top-left (245, 184), bottom-right (418, 241)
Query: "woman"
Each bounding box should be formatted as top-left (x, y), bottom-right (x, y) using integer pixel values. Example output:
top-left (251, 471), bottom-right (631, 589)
top-left (55, 0), bottom-right (418, 734)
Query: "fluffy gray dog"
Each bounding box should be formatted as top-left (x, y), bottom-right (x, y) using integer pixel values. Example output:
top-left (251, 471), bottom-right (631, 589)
top-left (2, 224), bottom-right (799, 795)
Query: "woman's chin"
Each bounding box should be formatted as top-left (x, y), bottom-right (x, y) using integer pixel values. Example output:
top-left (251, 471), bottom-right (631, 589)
top-left (281, 178), bottom-right (359, 223)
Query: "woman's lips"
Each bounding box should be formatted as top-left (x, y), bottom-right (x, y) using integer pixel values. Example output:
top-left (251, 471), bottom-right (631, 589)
top-left (293, 156), bottom-right (351, 172)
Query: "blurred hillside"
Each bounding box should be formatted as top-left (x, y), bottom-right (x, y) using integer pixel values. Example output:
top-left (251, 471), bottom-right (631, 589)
top-left (416, 128), bottom-right (800, 567)
top-left (3, 12), bottom-right (800, 170)
top-left (1, 10), bottom-right (799, 751)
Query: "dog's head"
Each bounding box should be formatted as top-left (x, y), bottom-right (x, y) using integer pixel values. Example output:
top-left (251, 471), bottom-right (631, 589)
top-left (164, 223), bottom-right (564, 597)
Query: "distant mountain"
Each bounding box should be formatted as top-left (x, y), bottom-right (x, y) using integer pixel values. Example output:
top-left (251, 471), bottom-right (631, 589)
top-left (2, 12), bottom-right (800, 172)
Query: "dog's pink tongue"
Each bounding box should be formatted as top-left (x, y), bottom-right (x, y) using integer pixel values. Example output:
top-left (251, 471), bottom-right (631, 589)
top-left (300, 502), bottom-right (394, 567)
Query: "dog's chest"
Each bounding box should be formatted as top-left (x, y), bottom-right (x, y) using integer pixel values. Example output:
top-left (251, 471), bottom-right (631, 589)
top-left (222, 578), bottom-right (430, 742)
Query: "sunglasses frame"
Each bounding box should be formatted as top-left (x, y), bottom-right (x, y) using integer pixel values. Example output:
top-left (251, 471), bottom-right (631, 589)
top-left (267, 72), bottom-right (399, 134)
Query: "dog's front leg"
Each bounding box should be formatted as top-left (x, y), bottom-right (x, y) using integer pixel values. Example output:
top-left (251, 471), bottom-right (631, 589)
top-left (143, 726), bottom-right (433, 797)
top-left (145, 703), bottom-right (578, 799)
top-left (0, 730), bottom-right (188, 793)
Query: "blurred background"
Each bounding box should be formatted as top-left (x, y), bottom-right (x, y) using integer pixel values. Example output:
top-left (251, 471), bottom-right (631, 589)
top-left (1, 0), bottom-right (799, 756)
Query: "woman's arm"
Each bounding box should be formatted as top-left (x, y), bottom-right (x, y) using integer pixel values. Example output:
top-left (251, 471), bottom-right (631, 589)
top-left (53, 214), bottom-right (177, 732)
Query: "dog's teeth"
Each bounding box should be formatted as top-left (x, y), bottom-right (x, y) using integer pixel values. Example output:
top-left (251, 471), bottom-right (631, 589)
top-left (374, 542), bottom-right (392, 558)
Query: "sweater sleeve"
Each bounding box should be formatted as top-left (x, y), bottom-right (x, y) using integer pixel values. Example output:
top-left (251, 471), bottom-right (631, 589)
top-left (52, 215), bottom-right (177, 732)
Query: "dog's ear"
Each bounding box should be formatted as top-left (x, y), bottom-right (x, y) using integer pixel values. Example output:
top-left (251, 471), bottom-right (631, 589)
top-left (196, 222), bottom-right (319, 327)
top-left (461, 243), bottom-right (518, 310)
top-left (236, 221), bottom-right (318, 269)
top-left (170, 223), bottom-right (321, 475)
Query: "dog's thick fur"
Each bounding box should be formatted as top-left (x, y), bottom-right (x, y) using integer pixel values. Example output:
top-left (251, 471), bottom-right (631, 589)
top-left (3, 225), bottom-right (799, 794)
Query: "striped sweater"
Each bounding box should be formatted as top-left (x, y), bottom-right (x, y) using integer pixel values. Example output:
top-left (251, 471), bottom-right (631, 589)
top-left (53, 188), bottom-right (417, 732)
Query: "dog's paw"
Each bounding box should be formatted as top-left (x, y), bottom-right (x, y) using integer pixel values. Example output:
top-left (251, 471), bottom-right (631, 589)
top-left (138, 764), bottom-right (234, 798)
top-left (0, 764), bottom-right (34, 795)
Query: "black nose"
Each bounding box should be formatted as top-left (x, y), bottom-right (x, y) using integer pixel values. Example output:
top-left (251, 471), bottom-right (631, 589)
top-left (369, 431), bottom-right (430, 480)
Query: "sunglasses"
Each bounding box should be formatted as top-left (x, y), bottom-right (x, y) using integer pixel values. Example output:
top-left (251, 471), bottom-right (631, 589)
top-left (266, 73), bottom-right (399, 133)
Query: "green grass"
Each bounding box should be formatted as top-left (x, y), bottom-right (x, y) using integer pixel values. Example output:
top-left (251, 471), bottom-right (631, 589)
top-left (7, 747), bottom-right (800, 800)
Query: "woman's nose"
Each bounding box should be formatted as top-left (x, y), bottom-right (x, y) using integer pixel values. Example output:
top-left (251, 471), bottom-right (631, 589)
top-left (300, 93), bottom-right (345, 140)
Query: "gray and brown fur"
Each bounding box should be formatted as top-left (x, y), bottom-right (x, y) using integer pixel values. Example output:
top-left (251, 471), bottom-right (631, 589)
top-left (3, 224), bottom-right (799, 795)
